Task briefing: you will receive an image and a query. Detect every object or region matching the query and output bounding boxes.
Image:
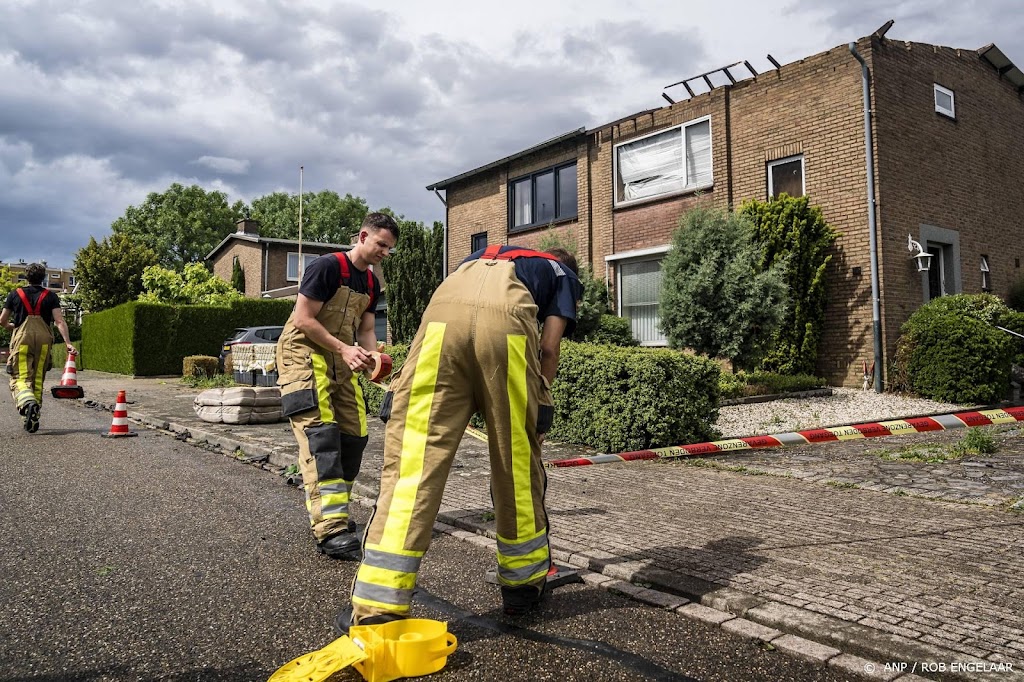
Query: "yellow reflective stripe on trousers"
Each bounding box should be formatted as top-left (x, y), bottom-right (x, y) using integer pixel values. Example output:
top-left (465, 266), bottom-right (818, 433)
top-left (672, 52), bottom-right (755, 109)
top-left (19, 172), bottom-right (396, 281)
top-left (380, 322), bottom-right (445, 550)
top-left (16, 345), bottom-right (32, 397)
top-left (353, 546), bottom-right (425, 611)
top-left (351, 371), bottom-right (367, 436)
top-left (506, 334), bottom-right (534, 537)
top-left (314, 479), bottom-right (351, 519)
top-left (496, 527), bottom-right (549, 585)
top-left (311, 353), bottom-right (335, 423)
top-left (34, 344), bottom-right (48, 402)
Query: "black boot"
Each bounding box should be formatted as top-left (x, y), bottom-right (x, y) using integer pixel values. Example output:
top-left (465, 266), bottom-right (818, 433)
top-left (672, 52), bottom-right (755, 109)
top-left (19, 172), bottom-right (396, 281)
top-left (316, 531), bottom-right (361, 560)
top-left (333, 605), bottom-right (406, 636)
top-left (24, 402), bottom-right (40, 433)
top-left (501, 581), bottom-right (547, 616)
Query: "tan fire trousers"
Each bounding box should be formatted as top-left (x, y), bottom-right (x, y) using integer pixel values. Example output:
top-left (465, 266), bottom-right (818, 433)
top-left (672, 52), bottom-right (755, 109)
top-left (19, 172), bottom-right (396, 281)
top-left (352, 259), bottom-right (553, 622)
top-left (7, 316), bottom-right (52, 412)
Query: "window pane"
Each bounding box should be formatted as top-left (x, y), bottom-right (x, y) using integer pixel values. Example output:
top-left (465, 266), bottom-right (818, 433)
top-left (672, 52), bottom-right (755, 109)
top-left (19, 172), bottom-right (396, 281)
top-left (534, 170), bottom-right (555, 225)
top-left (471, 232), bottom-right (487, 252)
top-left (617, 128), bottom-right (684, 201)
top-left (287, 253), bottom-right (299, 280)
top-left (512, 178), bottom-right (531, 227)
top-left (935, 89), bottom-right (952, 110)
top-left (557, 164), bottom-right (577, 219)
top-left (684, 120), bottom-right (712, 187)
top-left (620, 259), bottom-right (666, 345)
top-left (771, 159), bottom-right (803, 198)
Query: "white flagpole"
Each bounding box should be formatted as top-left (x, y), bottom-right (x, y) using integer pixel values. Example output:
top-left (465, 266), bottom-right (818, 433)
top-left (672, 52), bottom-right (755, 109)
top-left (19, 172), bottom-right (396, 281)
top-left (298, 166), bottom-right (304, 282)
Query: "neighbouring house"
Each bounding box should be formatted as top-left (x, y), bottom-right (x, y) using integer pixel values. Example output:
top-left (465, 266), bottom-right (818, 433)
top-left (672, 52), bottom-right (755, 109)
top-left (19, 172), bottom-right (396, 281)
top-left (206, 218), bottom-right (389, 340)
top-left (0, 260), bottom-right (76, 293)
top-left (425, 25), bottom-right (1024, 387)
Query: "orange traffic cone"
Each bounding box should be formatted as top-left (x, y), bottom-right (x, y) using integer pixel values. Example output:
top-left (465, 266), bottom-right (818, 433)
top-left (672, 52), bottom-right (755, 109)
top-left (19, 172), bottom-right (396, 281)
top-left (51, 351), bottom-right (85, 399)
top-left (102, 390), bottom-right (138, 438)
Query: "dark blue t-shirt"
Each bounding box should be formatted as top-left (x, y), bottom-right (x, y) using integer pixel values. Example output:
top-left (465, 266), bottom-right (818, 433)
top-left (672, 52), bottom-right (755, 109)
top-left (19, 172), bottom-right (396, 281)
top-left (462, 246), bottom-right (582, 336)
top-left (299, 252), bottom-right (381, 313)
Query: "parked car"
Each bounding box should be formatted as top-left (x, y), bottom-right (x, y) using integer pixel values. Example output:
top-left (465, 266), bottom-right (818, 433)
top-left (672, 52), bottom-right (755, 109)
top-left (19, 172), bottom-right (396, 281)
top-left (219, 326), bottom-right (283, 371)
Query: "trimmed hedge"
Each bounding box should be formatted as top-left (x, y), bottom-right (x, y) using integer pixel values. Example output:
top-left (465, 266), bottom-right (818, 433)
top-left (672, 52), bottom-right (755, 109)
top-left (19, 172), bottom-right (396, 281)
top-left (584, 314), bottom-right (639, 346)
top-left (81, 299), bottom-right (294, 376)
top-left (893, 294), bottom-right (1015, 404)
top-left (550, 342), bottom-right (720, 452)
top-left (363, 341), bottom-right (720, 453)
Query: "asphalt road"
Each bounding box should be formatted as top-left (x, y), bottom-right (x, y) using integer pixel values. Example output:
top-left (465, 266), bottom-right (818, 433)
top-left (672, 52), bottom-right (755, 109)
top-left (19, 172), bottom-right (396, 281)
top-left (0, 395), bottom-right (859, 682)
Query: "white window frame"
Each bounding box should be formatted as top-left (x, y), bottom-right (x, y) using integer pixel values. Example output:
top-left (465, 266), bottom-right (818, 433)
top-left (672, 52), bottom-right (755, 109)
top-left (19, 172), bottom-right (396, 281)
top-left (68, 275), bottom-right (76, 287)
top-left (934, 83), bottom-right (955, 119)
top-left (613, 117), bottom-right (713, 207)
top-left (607, 245), bottom-right (671, 346)
top-left (767, 154), bottom-right (805, 198)
top-left (980, 255), bottom-right (991, 291)
top-left (287, 252), bottom-right (319, 282)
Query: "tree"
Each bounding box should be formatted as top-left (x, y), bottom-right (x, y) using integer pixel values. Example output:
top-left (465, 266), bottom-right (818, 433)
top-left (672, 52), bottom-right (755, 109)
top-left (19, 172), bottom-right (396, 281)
top-left (250, 191), bottom-right (368, 244)
top-left (659, 206), bottom-right (789, 371)
top-left (111, 183), bottom-right (244, 270)
top-left (231, 257), bottom-right (246, 294)
top-left (138, 263), bottom-right (245, 306)
top-left (740, 194), bottom-right (838, 375)
top-left (0, 265), bottom-right (16, 347)
top-left (379, 219), bottom-right (444, 343)
top-left (73, 233), bottom-right (160, 312)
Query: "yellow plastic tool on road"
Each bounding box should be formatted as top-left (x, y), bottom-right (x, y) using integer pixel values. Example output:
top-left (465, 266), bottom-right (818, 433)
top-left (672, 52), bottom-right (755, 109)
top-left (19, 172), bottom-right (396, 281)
top-left (269, 618), bottom-right (457, 682)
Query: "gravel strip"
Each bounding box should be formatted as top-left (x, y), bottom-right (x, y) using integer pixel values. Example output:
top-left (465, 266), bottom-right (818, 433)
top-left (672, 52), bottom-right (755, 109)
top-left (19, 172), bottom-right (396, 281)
top-left (715, 387), bottom-right (965, 438)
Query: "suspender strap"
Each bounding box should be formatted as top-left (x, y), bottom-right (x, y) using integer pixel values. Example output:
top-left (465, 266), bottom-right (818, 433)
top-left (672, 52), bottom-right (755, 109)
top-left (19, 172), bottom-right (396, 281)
top-left (15, 287), bottom-right (47, 317)
top-left (479, 246), bottom-right (558, 262)
top-left (334, 252), bottom-right (376, 308)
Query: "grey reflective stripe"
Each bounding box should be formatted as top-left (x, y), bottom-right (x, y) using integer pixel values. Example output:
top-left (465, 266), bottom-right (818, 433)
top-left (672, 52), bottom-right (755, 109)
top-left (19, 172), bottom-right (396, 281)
top-left (932, 414), bottom-right (964, 429)
top-left (318, 481), bottom-right (350, 517)
top-left (588, 454), bottom-right (624, 464)
top-left (774, 432), bottom-right (808, 446)
top-left (496, 532), bottom-right (548, 557)
top-left (352, 581), bottom-right (414, 607)
top-left (497, 558), bottom-right (549, 583)
top-left (362, 548), bottom-right (422, 574)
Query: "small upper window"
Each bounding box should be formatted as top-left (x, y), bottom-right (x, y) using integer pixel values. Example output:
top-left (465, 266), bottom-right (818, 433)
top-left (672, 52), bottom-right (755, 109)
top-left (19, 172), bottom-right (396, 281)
top-left (509, 162), bottom-right (578, 231)
top-left (767, 155), bottom-right (804, 199)
top-left (934, 83), bottom-right (955, 119)
top-left (981, 255), bottom-right (991, 292)
top-left (471, 232), bottom-right (488, 253)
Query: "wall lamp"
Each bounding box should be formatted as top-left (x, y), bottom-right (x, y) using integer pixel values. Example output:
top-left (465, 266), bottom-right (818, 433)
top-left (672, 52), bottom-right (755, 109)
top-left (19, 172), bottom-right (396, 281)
top-left (908, 235), bottom-right (933, 273)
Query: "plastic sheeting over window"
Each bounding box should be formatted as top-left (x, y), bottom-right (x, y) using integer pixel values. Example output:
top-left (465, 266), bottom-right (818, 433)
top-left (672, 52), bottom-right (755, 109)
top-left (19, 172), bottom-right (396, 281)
top-left (617, 119), bottom-right (711, 203)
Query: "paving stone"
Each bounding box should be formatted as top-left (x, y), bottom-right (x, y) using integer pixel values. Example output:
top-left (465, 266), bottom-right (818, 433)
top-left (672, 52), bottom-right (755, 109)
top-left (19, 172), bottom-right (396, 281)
top-left (721, 618), bottom-right (782, 642)
top-left (771, 634), bottom-right (841, 664)
top-left (676, 602), bottom-right (735, 625)
top-left (828, 654), bottom-right (902, 681)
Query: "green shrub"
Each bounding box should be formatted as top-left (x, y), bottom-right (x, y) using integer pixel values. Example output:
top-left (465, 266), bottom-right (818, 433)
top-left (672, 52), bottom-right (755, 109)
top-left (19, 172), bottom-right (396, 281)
top-left (894, 294), bottom-right (1015, 403)
top-left (584, 315), bottom-right (639, 346)
top-left (359, 344), bottom-right (409, 414)
top-left (549, 342), bottom-right (720, 452)
top-left (718, 370), bottom-right (826, 399)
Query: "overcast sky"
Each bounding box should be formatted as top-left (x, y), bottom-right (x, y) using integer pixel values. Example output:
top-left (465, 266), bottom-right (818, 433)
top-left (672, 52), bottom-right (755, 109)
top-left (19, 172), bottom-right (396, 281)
top-left (1, 0), bottom-right (1021, 268)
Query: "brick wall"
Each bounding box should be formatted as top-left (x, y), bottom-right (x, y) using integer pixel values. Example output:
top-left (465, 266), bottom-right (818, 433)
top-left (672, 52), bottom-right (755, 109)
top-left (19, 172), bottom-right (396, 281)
top-left (436, 34), bottom-right (1024, 387)
top-left (872, 37), bottom-right (1024, 378)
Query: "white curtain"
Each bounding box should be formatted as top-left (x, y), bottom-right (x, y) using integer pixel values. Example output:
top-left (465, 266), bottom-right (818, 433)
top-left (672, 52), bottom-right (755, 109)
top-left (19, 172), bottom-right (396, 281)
top-left (685, 120), bottom-right (712, 187)
top-left (620, 259), bottom-right (666, 345)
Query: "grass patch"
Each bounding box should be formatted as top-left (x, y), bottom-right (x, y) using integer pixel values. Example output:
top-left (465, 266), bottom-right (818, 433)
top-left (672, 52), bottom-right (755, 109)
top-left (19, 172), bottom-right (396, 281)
top-left (877, 428), bottom-right (997, 463)
top-left (180, 374), bottom-right (237, 389)
top-left (826, 480), bottom-right (858, 489)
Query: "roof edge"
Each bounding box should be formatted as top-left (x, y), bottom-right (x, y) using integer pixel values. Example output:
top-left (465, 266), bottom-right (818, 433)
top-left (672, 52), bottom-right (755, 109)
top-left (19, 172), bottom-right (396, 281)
top-left (426, 127), bottom-right (586, 191)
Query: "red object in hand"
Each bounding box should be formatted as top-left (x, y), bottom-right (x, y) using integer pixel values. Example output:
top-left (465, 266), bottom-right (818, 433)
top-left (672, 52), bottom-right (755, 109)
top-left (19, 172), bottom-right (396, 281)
top-left (367, 352), bottom-right (393, 384)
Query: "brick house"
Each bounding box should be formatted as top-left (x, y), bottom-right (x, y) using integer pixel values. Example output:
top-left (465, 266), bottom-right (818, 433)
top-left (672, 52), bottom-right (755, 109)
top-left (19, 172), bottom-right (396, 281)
top-left (206, 218), bottom-right (388, 338)
top-left (0, 260), bottom-right (76, 293)
top-left (425, 28), bottom-right (1024, 387)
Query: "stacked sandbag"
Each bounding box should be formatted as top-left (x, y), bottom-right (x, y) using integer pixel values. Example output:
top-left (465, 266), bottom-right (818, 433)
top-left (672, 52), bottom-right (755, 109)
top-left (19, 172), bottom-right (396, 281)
top-left (193, 386), bottom-right (283, 424)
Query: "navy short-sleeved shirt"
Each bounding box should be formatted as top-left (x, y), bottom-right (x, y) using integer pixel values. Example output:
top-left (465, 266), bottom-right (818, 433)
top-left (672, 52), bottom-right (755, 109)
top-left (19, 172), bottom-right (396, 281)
top-left (462, 246), bottom-right (582, 336)
top-left (4, 286), bottom-right (61, 327)
top-left (298, 252), bottom-right (381, 315)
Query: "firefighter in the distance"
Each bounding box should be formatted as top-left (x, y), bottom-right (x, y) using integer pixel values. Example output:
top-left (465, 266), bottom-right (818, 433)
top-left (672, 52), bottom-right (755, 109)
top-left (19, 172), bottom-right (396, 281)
top-left (275, 213), bottom-right (399, 559)
top-left (1, 263), bottom-right (75, 433)
top-left (343, 244), bottom-right (582, 628)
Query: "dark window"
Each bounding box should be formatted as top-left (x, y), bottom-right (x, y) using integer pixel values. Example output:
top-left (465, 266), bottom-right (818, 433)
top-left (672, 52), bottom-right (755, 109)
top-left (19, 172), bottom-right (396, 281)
top-left (471, 232), bottom-right (488, 253)
top-left (768, 157), bottom-right (804, 198)
top-left (509, 162), bottom-right (578, 230)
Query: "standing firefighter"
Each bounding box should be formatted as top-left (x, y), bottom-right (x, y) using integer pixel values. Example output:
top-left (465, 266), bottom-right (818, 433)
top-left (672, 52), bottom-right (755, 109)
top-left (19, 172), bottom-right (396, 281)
top-left (1, 263), bottom-right (75, 433)
top-left (344, 244), bottom-right (582, 628)
top-left (276, 213), bottom-right (399, 559)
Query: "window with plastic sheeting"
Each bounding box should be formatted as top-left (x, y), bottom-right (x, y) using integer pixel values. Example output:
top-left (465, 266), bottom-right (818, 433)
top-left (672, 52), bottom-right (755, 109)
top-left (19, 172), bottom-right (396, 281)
top-left (614, 117), bottom-right (712, 205)
top-left (619, 259), bottom-right (666, 346)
